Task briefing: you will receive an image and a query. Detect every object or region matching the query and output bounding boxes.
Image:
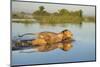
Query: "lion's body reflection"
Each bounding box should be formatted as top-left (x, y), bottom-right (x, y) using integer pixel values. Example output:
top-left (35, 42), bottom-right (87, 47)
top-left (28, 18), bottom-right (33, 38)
top-left (33, 40), bottom-right (73, 52)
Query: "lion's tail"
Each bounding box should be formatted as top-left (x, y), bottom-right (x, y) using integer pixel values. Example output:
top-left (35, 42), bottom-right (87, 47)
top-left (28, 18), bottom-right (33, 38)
top-left (18, 33), bottom-right (38, 37)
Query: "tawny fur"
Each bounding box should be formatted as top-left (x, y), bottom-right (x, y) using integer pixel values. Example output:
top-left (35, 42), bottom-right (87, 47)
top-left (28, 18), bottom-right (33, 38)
top-left (32, 30), bottom-right (73, 46)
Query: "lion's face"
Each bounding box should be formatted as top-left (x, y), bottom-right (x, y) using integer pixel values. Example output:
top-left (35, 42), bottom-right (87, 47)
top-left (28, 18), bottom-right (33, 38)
top-left (63, 31), bottom-right (73, 39)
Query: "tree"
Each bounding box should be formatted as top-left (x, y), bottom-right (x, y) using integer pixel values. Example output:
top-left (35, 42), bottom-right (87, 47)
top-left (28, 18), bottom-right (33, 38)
top-left (33, 6), bottom-right (45, 15)
top-left (39, 6), bottom-right (45, 12)
top-left (79, 9), bottom-right (83, 17)
top-left (71, 10), bottom-right (83, 17)
top-left (58, 9), bottom-right (69, 15)
top-left (33, 6), bottom-right (50, 16)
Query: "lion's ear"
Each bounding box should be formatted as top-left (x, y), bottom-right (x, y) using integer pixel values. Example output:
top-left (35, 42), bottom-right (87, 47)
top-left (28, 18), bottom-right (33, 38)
top-left (61, 29), bottom-right (69, 33)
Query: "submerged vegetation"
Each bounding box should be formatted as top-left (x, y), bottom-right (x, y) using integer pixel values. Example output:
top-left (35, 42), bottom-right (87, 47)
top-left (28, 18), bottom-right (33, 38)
top-left (12, 6), bottom-right (95, 24)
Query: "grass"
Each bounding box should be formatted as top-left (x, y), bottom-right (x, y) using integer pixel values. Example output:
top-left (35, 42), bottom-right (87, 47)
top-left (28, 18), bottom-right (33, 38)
top-left (34, 15), bottom-right (83, 23)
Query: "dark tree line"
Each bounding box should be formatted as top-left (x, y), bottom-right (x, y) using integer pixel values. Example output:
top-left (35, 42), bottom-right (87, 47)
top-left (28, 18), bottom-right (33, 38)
top-left (32, 6), bottom-right (83, 17)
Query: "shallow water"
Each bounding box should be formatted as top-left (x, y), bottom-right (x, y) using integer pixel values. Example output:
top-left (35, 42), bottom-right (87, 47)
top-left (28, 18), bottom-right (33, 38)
top-left (12, 22), bottom-right (96, 66)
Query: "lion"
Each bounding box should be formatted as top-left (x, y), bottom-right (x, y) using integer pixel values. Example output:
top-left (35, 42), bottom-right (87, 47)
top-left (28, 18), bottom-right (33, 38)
top-left (32, 29), bottom-right (73, 46)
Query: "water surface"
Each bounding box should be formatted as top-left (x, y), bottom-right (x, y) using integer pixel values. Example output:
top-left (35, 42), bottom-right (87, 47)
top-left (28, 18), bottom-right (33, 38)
top-left (12, 21), bottom-right (96, 66)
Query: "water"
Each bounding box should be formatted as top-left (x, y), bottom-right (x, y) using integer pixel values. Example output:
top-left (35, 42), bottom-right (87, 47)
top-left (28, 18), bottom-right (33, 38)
top-left (11, 22), bottom-right (96, 66)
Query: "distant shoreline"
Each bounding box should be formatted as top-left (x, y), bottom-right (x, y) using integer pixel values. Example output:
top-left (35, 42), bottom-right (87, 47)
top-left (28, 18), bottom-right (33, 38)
top-left (12, 19), bottom-right (37, 22)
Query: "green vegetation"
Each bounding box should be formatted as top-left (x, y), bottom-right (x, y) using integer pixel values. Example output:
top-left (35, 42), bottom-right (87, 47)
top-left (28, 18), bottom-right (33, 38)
top-left (33, 15), bottom-right (82, 23)
top-left (12, 6), bottom-right (95, 24)
top-left (83, 16), bottom-right (95, 22)
top-left (12, 12), bottom-right (32, 19)
top-left (32, 6), bottom-right (50, 16)
top-left (32, 6), bottom-right (83, 23)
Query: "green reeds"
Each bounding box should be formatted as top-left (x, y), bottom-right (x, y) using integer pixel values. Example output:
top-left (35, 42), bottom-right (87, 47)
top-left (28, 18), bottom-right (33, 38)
top-left (34, 15), bottom-right (83, 23)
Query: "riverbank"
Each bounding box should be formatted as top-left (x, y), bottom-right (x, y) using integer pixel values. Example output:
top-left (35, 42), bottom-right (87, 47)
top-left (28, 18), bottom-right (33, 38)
top-left (12, 19), bottom-right (37, 22)
top-left (12, 16), bottom-right (95, 24)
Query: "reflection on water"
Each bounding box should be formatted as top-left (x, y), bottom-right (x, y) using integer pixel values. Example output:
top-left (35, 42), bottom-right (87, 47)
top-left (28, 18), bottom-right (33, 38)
top-left (12, 21), bottom-right (95, 66)
top-left (32, 40), bottom-right (73, 52)
top-left (23, 22), bottom-right (83, 28)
